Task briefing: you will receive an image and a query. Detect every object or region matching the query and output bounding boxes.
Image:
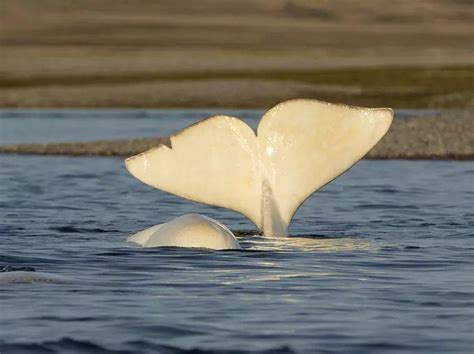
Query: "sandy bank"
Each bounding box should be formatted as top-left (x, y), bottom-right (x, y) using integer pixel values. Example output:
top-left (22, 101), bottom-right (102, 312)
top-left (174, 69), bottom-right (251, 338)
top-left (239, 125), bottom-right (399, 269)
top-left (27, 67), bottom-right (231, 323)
top-left (1, 115), bottom-right (472, 160)
top-left (1, 1), bottom-right (473, 109)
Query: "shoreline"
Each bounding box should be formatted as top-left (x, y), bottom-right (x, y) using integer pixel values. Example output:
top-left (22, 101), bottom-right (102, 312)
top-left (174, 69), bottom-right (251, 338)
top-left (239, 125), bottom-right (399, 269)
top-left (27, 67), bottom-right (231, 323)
top-left (3, 1), bottom-right (472, 109)
top-left (2, 66), bottom-right (473, 109)
top-left (1, 115), bottom-right (472, 160)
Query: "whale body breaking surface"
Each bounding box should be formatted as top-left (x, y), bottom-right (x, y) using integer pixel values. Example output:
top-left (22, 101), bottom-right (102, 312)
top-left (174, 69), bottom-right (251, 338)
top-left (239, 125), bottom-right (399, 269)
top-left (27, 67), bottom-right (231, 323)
top-left (128, 214), bottom-right (241, 250)
top-left (125, 99), bottom-right (393, 247)
top-left (0, 271), bottom-right (69, 284)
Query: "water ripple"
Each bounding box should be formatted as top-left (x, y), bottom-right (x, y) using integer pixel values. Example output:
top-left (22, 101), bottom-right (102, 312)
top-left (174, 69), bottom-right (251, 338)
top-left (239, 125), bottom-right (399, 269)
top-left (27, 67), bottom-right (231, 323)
top-left (0, 151), bottom-right (473, 353)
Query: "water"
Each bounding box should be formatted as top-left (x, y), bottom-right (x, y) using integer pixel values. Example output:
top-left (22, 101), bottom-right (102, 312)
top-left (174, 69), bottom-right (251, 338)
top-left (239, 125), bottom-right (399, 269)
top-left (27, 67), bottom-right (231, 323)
top-left (0, 110), bottom-right (473, 353)
top-left (0, 108), bottom-right (443, 145)
top-left (0, 109), bottom-right (262, 145)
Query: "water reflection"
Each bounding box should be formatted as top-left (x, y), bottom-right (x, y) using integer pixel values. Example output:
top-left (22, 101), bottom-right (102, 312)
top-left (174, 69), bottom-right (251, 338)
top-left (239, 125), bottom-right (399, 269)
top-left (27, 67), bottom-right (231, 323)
top-left (240, 235), bottom-right (376, 252)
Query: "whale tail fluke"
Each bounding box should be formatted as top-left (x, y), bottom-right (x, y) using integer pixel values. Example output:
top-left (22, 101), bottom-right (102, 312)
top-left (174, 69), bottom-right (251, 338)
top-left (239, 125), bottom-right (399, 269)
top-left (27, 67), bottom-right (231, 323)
top-left (125, 99), bottom-right (393, 237)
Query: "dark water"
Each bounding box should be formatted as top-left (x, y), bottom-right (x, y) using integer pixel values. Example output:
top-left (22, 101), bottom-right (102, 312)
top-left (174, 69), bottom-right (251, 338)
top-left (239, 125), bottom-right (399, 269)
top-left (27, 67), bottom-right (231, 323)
top-left (0, 110), bottom-right (473, 353)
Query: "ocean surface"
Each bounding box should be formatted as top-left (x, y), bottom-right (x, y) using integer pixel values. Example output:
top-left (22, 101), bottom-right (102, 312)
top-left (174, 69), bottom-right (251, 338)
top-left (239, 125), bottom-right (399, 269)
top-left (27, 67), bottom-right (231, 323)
top-left (0, 110), bottom-right (473, 353)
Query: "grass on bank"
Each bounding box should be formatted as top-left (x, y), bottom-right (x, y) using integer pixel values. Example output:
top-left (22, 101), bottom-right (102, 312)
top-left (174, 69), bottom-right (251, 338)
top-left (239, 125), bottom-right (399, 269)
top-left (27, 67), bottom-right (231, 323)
top-left (1, 65), bottom-right (472, 108)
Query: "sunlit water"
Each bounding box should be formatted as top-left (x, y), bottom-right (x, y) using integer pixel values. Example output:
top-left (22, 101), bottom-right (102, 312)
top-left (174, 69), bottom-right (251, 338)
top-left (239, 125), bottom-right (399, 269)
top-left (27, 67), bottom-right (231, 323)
top-left (0, 110), bottom-right (473, 353)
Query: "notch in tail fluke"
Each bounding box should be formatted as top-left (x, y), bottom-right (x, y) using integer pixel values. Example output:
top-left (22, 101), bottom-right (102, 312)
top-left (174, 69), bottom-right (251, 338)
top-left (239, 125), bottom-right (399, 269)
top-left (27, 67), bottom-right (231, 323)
top-left (125, 99), bottom-right (393, 237)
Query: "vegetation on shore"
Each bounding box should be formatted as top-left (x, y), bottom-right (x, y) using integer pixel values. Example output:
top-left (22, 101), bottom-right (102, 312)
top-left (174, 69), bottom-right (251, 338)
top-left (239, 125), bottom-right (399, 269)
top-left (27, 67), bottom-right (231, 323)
top-left (1, 66), bottom-right (472, 109)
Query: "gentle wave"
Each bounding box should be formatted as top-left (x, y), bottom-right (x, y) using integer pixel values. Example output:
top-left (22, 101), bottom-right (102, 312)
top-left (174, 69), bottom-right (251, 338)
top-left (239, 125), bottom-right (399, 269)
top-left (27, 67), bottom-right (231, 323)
top-left (0, 338), bottom-right (296, 354)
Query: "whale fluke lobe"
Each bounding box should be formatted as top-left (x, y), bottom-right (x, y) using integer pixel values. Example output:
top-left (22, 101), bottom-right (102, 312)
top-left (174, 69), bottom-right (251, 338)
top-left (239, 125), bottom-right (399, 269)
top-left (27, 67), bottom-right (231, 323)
top-left (128, 214), bottom-right (241, 250)
top-left (126, 99), bottom-right (393, 237)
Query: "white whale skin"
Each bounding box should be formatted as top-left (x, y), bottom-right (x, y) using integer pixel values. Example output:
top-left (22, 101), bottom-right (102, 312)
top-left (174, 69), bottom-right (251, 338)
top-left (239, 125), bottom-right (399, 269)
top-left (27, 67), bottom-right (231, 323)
top-left (128, 213), bottom-right (240, 250)
top-left (125, 99), bottom-right (393, 237)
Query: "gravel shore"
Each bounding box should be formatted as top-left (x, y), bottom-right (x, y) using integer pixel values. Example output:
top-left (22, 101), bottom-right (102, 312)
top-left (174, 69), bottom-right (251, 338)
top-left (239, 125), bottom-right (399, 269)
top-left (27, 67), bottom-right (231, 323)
top-left (1, 114), bottom-right (472, 160)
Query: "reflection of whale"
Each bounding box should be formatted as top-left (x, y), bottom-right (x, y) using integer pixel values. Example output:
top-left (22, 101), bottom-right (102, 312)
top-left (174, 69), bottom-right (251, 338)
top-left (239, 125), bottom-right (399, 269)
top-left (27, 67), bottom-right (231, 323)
top-left (128, 214), bottom-right (240, 250)
top-left (126, 99), bottom-right (393, 237)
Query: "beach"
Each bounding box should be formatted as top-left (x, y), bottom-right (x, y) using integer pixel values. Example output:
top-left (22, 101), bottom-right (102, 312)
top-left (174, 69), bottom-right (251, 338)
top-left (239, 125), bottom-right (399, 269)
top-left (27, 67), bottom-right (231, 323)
top-left (1, 0), bottom-right (473, 109)
top-left (1, 0), bottom-right (472, 160)
top-left (0, 112), bottom-right (472, 159)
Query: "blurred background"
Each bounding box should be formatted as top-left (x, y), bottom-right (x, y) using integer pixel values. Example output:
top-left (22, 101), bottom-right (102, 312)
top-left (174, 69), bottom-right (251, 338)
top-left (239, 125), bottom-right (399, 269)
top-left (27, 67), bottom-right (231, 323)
top-left (1, 0), bottom-right (473, 108)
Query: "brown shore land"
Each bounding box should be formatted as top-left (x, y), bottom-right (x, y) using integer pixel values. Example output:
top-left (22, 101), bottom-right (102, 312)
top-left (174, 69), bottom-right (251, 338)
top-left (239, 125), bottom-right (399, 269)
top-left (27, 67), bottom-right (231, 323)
top-left (0, 113), bottom-right (472, 160)
top-left (1, 1), bottom-right (472, 159)
top-left (1, 0), bottom-right (473, 109)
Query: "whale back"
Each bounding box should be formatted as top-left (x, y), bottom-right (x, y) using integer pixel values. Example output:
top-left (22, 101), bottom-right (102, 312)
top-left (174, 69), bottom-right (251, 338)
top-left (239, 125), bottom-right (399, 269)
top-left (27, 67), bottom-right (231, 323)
top-left (128, 214), bottom-right (241, 250)
top-left (125, 99), bottom-right (393, 236)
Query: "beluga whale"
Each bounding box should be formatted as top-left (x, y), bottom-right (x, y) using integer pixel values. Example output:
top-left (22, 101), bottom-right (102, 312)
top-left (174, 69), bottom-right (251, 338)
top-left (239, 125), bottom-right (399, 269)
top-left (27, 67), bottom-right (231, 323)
top-left (126, 99), bottom-right (393, 241)
top-left (128, 213), bottom-right (240, 250)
